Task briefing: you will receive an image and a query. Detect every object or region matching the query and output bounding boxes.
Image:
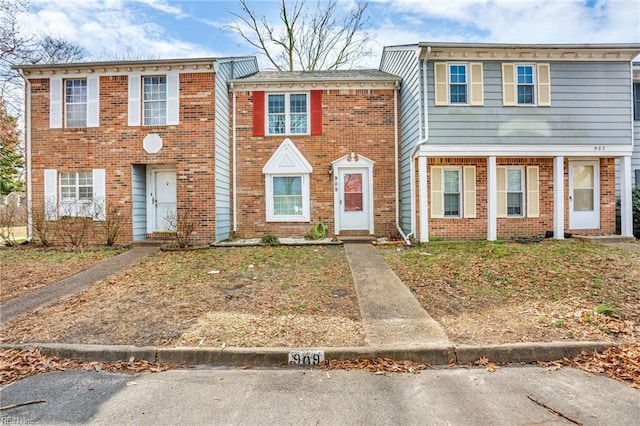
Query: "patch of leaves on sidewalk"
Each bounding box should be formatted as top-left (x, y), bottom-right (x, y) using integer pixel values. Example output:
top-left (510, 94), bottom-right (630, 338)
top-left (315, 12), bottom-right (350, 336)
top-left (320, 358), bottom-right (429, 374)
top-left (557, 344), bottom-right (640, 389)
top-left (0, 348), bottom-right (181, 387)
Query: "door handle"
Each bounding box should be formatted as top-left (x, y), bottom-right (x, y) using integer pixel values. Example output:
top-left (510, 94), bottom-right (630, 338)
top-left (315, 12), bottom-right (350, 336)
top-left (569, 195), bottom-right (572, 202)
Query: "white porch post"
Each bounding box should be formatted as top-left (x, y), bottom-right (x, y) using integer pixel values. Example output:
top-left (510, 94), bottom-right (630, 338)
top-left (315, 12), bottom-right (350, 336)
top-left (418, 156), bottom-right (429, 242)
top-left (620, 156), bottom-right (633, 237)
top-left (487, 156), bottom-right (497, 241)
top-left (554, 156), bottom-right (565, 239)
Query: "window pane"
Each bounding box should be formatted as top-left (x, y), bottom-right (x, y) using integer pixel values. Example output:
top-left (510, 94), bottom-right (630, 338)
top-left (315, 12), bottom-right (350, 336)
top-left (290, 113), bottom-right (307, 134)
top-left (60, 173), bottom-right (75, 186)
top-left (507, 169), bottom-right (522, 191)
top-left (289, 94), bottom-right (307, 113)
top-left (449, 65), bottom-right (466, 83)
top-left (517, 66), bottom-right (533, 84)
top-left (507, 193), bottom-right (522, 216)
top-left (273, 176), bottom-right (301, 196)
top-left (78, 172), bottom-right (93, 186)
top-left (574, 189), bottom-right (594, 211)
top-left (450, 85), bottom-right (466, 104)
top-left (61, 187), bottom-right (75, 201)
top-left (268, 94), bottom-right (285, 114)
top-left (444, 194), bottom-right (460, 217)
top-left (517, 86), bottom-right (534, 104)
top-left (444, 170), bottom-right (460, 193)
top-left (273, 176), bottom-right (302, 216)
top-left (65, 79), bottom-right (87, 127)
top-left (344, 174), bottom-right (363, 212)
top-left (78, 187), bottom-right (93, 200)
top-left (268, 114), bottom-right (285, 134)
top-left (143, 76), bottom-right (167, 125)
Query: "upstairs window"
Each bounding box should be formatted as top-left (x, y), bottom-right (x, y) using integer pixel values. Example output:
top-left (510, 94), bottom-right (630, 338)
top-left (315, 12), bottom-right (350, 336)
top-left (634, 82), bottom-right (640, 121)
top-left (449, 64), bottom-right (467, 104)
top-left (516, 65), bottom-right (535, 105)
top-left (502, 63), bottom-right (551, 107)
top-left (267, 93), bottom-right (308, 135)
top-left (64, 79), bottom-right (87, 127)
top-left (434, 62), bottom-right (483, 106)
top-left (143, 76), bottom-right (167, 125)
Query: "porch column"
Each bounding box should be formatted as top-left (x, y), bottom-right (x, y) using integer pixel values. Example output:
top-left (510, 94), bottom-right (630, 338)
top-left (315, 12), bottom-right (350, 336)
top-left (487, 156), bottom-right (497, 241)
top-left (418, 156), bottom-right (429, 242)
top-left (553, 156), bottom-right (565, 239)
top-left (620, 156), bottom-right (633, 237)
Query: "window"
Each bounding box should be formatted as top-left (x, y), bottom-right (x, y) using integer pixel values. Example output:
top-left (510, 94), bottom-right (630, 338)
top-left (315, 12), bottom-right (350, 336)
top-left (60, 172), bottom-right (93, 202)
top-left (267, 93), bottom-right (308, 135)
top-left (502, 63), bottom-right (550, 107)
top-left (143, 76), bottom-right (167, 125)
top-left (506, 168), bottom-right (524, 216)
top-left (273, 176), bottom-right (302, 216)
top-left (449, 65), bottom-right (467, 104)
top-left (443, 169), bottom-right (461, 217)
top-left (431, 166), bottom-right (476, 219)
top-left (516, 65), bottom-right (535, 105)
top-left (634, 82), bottom-right (640, 121)
top-left (65, 79), bottom-right (87, 127)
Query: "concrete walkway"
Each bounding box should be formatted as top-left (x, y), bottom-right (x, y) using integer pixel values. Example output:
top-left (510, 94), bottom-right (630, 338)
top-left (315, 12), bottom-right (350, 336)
top-left (0, 246), bottom-right (159, 324)
top-left (343, 243), bottom-right (449, 346)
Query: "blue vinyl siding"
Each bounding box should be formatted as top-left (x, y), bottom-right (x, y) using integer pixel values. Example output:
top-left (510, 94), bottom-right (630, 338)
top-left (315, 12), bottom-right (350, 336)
top-left (427, 61), bottom-right (633, 146)
top-left (131, 164), bottom-right (146, 241)
top-left (214, 58), bottom-right (259, 241)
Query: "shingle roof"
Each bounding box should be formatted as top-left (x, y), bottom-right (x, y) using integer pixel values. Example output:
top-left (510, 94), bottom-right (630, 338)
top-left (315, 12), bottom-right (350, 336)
top-left (230, 69), bottom-right (401, 83)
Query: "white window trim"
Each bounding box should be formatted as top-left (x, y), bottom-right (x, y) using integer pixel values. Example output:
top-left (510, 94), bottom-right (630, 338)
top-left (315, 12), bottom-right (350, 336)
top-left (505, 167), bottom-right (525, 217)
top-left (44, 169), bottom-right (105, 221)
top-left (266, 92), bottom-right (310, 136)
top-left (443, 167), bottom-right (462, 218)
top-left (515, 64), bottom-right (536, 106)
top-left (265, 174), bottom-right (310, 222)
top-left (448, 63), bottom-right (469, 105)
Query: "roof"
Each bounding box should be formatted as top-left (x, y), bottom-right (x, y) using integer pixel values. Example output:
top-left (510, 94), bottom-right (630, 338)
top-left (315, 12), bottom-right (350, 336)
top-left (229, 69), bottom-right (401, 84)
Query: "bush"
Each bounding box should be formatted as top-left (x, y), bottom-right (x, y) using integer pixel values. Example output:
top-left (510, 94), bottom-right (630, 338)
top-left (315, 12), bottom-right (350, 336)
top-left (633, 186), bottom-right (640, 233)
top-left (260, 234), bottom-right (279, 245)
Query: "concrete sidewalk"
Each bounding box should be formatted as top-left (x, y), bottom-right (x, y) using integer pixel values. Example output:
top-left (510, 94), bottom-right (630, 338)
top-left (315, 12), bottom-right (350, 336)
top-left (343, 243), bottom-right (449, 346)
top-left (0, 245), bottom-right (159, 323)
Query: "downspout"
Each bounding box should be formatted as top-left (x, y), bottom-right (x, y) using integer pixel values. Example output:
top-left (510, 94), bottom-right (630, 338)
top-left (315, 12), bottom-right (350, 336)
top-left (393, 80), bottom-right (411, 245)
top-left (17, 68), bottom-right (33, 242)
top-left (230, 82), bottom-right (238, 234)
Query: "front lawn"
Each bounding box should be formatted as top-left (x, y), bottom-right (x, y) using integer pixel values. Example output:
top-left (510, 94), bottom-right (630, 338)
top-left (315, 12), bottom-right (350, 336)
top-left (379, 240), bottom-right (640, 344)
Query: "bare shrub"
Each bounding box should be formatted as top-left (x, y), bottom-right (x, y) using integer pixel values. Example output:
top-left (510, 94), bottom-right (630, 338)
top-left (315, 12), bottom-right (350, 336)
top-left (57, 202), bottom-right (94, 248)
top-left (0, 202), bottom-right (20, 245)
top-left (31, 200), bottom-right (58, 247)
top-left (165, 208), bottom-right (196, 248)
top-left (95, 202), bottom-right (127, 247)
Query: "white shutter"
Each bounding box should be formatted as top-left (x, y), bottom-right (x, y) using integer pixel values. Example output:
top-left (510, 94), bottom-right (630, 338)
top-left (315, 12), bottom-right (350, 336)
top-left (527, 166), bottom-right (540, 218)
top-left (166, 73), bottom-right (179, 125)
top-left (469, 63), bottom-right (484, 106)
top-left (49, 77), bottom-right (62, 128)
top-left (44, 169), bottom-right (58, 220)
top-left (128, 75), bottom-right (141, 126)
top-left (431, 166), bottom-right (444, 218)
top-left (87, 76), bottom-right (100, 127)
top-left (496, 166), bottom-right (507, 218)
top-left (502, 63), bottom-right (516, 106)
top-left (463, 166), bottom-right (476, 218)
top-left (434, 63), bottom-right (448, 106)
top-left (537, 63), bottom-right (551, 107)
top-left (92, 169), bottom-right (106, 221)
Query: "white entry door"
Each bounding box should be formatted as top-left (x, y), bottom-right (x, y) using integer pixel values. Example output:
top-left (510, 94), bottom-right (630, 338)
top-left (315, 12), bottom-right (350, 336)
top-left (338, 168), bottom-right (370, 231)
top-left (569, 160), bottom-right (599, 230)
top-left (148, 168), bottom-right (177, 232)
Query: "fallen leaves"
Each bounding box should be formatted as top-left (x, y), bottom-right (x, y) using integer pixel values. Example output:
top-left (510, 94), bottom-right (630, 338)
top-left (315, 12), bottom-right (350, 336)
top-left (474, 356), bottom-right (500, 372)
top-left (0, 348), bottom-right (181, 387)
top-left (565, 344), bottom-right (640, 389)
top-left (321, 357), bottom-right (429, 374)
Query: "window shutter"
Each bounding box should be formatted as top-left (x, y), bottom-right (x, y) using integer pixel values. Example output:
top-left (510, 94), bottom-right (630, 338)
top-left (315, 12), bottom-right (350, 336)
top-left (469, 63), bottom-right (484, 106)
top-left (537, 63), bottom-right (551, 107)
top-left (44, 169), bottom-right (58, 220)
top-left (128, 75), bottom-right (141, 126)
top-left (87, 76), bottom-right (100, 127)
top-left (527, 166), bottom-right (540, 218)
top-left (496, 166), bottom-right (507, 217)
top-left (49, 77), bottom-right (62, 128)
top-left (463, 166), bottom-right (476, 218)
top-left (92, 169), bottom-right (106, 221)
top-left (310, 90), bottom-right (322, 135)
top-left (166, 73), bottom-right (179, 125)
top-left (502, 63), bottom-right (516, 106)
top-left (434, 63), bottom-right (448, 106)
top-left (253, 91), bottom-right (265, 136)
top-left (430, 166), bottom-right (444, 218)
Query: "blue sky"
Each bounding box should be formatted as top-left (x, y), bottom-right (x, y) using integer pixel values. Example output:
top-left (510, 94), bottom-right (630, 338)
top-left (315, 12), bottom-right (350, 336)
top-left (19, 0), bottom-right (640, 68)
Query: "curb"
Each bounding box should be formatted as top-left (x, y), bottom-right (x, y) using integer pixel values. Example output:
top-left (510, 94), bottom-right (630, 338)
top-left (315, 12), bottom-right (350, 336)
top-left (1, 341), bottom-right (613, 368)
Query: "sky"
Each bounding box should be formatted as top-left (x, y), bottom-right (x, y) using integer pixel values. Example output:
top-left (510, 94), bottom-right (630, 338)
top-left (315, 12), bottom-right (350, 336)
top-left (15, 0), bottom-right (640, 69)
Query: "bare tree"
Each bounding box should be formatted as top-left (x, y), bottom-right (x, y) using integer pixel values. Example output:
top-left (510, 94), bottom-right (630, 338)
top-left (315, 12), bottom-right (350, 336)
top-left (228, 0), bottom-right (372, 71)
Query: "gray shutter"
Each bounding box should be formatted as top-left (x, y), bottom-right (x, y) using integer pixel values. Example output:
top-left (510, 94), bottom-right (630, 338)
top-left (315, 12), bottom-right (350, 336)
top-left (87, 76), bottom-right (100, 127)
top-left (128, 75), bottom-right (141, 126)
top-left (50, 77), bottom-right (62, 128)
top-left (166, 73), bottom-right (179, 125)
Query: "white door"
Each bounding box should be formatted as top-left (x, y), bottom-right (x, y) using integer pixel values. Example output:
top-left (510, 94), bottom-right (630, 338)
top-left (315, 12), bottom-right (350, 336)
top-left (338, 168), bottom-right (370, 231)
top-left (569, 160), bottom-right (599, 230)
top-left (148, 169), bottom-right (177, 232)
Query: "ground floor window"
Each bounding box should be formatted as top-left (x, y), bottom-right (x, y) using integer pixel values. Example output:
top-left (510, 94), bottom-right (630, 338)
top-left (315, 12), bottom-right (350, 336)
top-left (431, 165), bottom-right (476, 219)
top-left (44, 168), bottom-right (105, 220)
top-left (265, 174), bottom-right (310, 222)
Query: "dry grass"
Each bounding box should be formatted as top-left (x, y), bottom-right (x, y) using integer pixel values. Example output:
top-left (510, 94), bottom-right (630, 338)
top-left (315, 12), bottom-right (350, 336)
top-left (0, 245), bottom-right (364, 347)
top-left (379, 239), bottom-right (640, 345)
top-left (0, 247), bottom-right (124, 303)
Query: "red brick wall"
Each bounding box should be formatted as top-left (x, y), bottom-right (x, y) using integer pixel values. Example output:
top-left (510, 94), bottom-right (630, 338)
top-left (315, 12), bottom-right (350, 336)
top-left (417, 156), bottom-right (615, 240)
top-left (232, 88), bottom-right (398, 238)
top-left (28, 72), bottom-right (217, 244)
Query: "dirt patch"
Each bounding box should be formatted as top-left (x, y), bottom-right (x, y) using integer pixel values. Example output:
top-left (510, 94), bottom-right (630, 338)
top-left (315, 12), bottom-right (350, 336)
top-left (0, 246), bottom-right (124, 303)
top-left (0, 246), bottom-right (365, 347)
top-left (379, 240), bottom-right (640, 345)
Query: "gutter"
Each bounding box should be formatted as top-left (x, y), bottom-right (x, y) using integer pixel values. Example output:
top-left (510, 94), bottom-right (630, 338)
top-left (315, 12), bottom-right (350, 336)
top-left (16, 68), bottom-right (32, 242)
top-left (230, 82), bottom-right (238, 234)
top-left (393, 81), bottom-right (411, 246)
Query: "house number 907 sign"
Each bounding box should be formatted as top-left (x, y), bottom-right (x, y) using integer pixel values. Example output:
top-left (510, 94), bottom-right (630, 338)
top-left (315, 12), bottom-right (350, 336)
top-left (288, 351), bottom-right (324, 365)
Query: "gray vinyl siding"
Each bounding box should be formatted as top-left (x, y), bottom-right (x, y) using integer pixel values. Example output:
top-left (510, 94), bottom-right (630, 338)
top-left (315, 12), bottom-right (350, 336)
top-left (214, 58), bottom-right (258, 241)
top-left (634, 120), bottom-right (640, 186)
top-left (379, 47), bottom-right (421, 233)
top-left (131, 164), bottom-right (146, 241)
top-left (427, 61), bottom-right (634, 146)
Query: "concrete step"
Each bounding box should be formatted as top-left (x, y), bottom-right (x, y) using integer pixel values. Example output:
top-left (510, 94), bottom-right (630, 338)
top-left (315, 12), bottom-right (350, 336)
top-left (574, 235), bottom-right (637, 244)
